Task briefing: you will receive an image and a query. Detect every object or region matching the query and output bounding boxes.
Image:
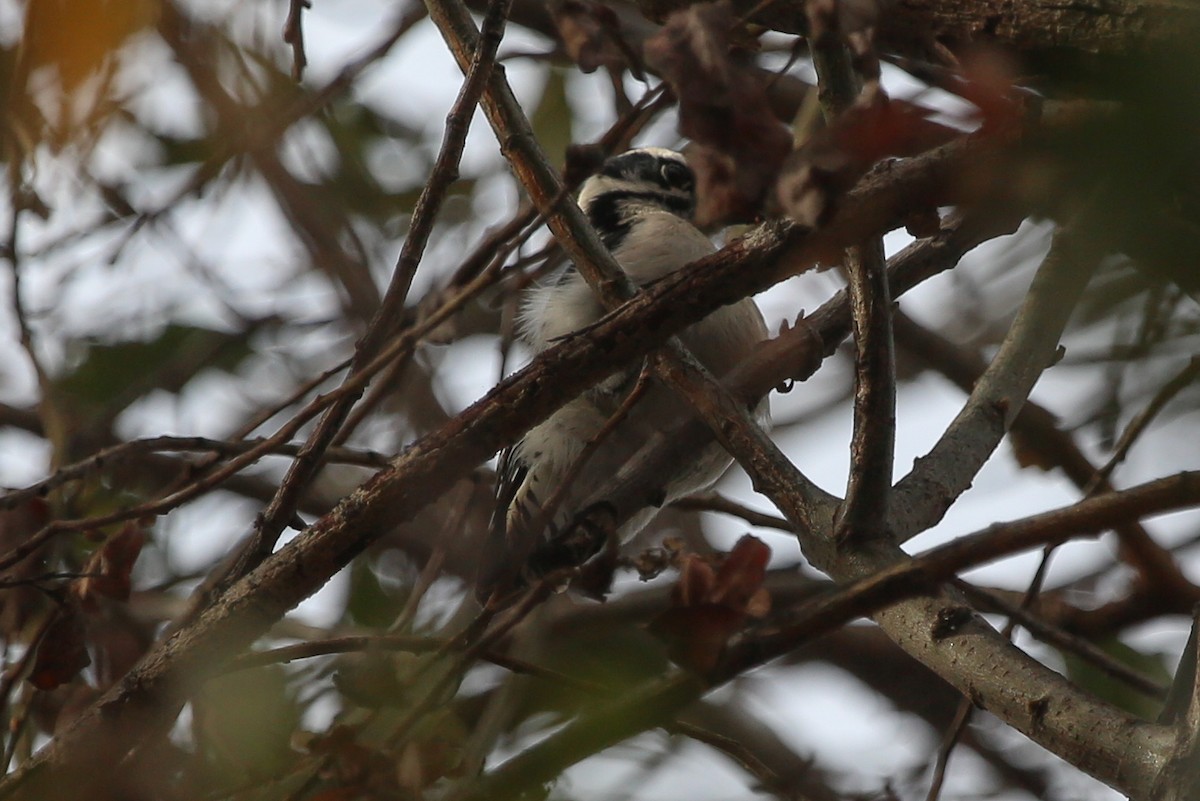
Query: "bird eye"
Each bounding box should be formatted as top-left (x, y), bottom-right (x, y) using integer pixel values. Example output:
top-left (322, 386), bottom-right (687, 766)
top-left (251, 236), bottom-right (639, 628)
top-left (660, 161), bottom-right (693, 191)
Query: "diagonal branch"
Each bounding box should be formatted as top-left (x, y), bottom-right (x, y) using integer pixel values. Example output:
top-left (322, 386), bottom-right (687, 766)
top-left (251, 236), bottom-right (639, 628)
top-left (890, 220), bottom-right (1099, 540)
top-left (575, 211), bottom-right (1017, 569)
top-left (892, 311), bottom-right (1200, 603)
top-left (1152, 607), bottom-right (1200, 800)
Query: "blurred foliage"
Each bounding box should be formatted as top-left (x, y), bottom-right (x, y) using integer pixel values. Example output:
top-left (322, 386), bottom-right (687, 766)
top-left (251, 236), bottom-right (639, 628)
top-left (54, 324), bottom-right (257, 426)
top-left (344, 558), bottom-right (408, 629)
top-left (20, 0), bottom-right (157, 91)
top-left (194, 667), bottom-right (302, 786)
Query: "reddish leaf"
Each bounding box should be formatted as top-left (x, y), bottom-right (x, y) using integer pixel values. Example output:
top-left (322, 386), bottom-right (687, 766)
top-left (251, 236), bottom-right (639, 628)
top-left (956, 47), bottom-right (1025, 129)
top-left (650, 605), bottom-right (744, 673)
top-left (650, 536), bottom-right (773, 673)
top-left (744, 586), bottom-right (771, 618)
top-left (709, 534), bottom-right (771, 611)
top-left (88, 610), bottom-right (154, 687)
top-left (777, 87), bottom-right (939, 227)
top-left (29, 608), bottom-right (91, 690)
top-left (1010, 431), bottom-right (1060, 471)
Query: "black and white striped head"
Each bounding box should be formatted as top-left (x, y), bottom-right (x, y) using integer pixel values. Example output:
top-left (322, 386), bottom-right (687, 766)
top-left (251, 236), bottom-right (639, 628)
top-left (578, 147), bottom-right (697, 248)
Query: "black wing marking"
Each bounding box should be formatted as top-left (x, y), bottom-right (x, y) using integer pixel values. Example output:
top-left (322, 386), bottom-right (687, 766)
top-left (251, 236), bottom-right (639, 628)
top-left (491, 444), bottom-right (527, 542)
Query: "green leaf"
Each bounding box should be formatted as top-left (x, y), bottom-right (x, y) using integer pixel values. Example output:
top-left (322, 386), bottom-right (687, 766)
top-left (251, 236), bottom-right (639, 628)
top-left (194, 665), bottom-right (301, 785)
top-left (345, 558), bottom-right (403, 628)
top-left (535, 622), bottom-right (668, 714)
top-left (530, 68), bottom-right (574, 169)
top-left (1060, 636), bottom-right (1172, 719)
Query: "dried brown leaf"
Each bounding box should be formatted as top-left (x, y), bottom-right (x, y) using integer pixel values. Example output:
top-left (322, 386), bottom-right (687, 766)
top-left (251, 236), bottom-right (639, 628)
top-left (710, 534), bottom-right (771, 611)
top-left (551, 0), bottom-right (634, 75)
top-left (643, 2), bottom-right (791, 224)
top-left (73, 521), bottom-right (147, 610)
top-left (674, 553), bottom-right (717, 607)
top-left (651, 536), bottom-right (773, 672)
top-left (29, 607), bottom-right (91, 690)
top-left (650, 605), bottom-right (744, 673)
top-left (777, 88), bottom-right (938, 226)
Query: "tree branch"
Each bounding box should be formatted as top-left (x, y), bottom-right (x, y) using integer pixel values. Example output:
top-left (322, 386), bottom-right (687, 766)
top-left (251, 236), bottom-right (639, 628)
top-left (221, 0), bottom-right (513, 587)
top-left (1152, 607), bottom-right (1200, 800)
top-left (628, 0), bottom-right (1200, 71)
top-left (809, 33), bottom-right (897, 546)
top-left (891, 220), bottom-right (1098, 540)
top-left (892, 310), bottom-right (1200, 603)
top-left (428, 0), bottom-right (831, 540)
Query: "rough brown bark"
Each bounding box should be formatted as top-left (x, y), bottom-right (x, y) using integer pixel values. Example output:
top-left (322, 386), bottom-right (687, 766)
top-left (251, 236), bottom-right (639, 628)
top-left (632, 0), bottom-right (1200, 69)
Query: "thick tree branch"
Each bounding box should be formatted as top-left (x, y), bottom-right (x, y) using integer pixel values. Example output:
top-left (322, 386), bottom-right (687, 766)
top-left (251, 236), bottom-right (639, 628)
top-left (558, 213), bottom-right (1187, 796)
top-left (1152, 608), bottom-right (1200, 800)
top-left (809, 35), bottom-right (897, 546)
top-left (628, 0), bottom-right (1200, 71)
top-left (892, 311), bottom-right (1200, 603)
top-left (890, 221), bottom-right (1098, 541)
top-left (574, 211), bottom-right (1017, 571)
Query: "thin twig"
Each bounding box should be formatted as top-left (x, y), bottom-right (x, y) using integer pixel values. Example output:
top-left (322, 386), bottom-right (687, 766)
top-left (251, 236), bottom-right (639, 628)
top-left (669, 721), bottom-right (794, 799)
top-left (926, 544), bottom-right (1058, 801)
top-left (282, 0), bottom-right (311, 80)
top-left (0, 253), bottom-right (510, 576)
top-left (527, 367), bottom-right (653, 539)
top-left (5, 169), bottom-right (57, 469)
top-left (0, 610), bottom-right (57, 770)
top-left (226, 633), bottom-right (598, 690)
top-left (670, 492), bottom-right (792, 531)
top-left (727, 471), bottom-right (1200, 674)
top-left (332, 207), bottom-right (547, 445)
top-left (924, 700), bottom-right (971, 801)
top-left (464, 472), bottom-right (1200, 801)
top-left (0, 113), bottom-right (1056, 797)
top-left (428, 0), bottom-right (829, 542)
top-left (1087, 355), bottom-right (1200, 494)
top-left (959, 583), bottom-right (1169, 700)
top-left (127, 3), bottom-right (427, 240)
top-left (0, 436), bottom-right (391, 511)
